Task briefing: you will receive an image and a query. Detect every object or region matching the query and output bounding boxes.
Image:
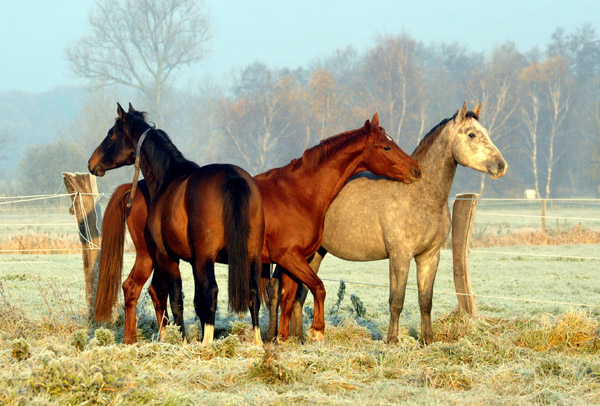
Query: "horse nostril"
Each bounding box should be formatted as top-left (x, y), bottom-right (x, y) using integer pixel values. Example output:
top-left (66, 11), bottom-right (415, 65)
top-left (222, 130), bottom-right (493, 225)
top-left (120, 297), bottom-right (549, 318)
top-left (498, 161), bottom-right (506, 173)
top-left (412, 166), bottom-right (422, 179)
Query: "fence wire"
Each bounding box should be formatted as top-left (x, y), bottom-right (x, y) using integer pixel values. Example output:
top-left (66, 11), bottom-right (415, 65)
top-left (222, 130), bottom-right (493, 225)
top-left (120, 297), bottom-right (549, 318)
top-left (1, 194), bottom-right (600, 310)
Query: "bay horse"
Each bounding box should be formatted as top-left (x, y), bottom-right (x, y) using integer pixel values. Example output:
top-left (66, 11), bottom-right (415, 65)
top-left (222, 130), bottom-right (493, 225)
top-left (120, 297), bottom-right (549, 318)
top-left (273, 103), bottom-right (507, 345)
top-left (97, 112), bottom-right (422, 343)
top-left (89, 103), bottom-right (265, 346)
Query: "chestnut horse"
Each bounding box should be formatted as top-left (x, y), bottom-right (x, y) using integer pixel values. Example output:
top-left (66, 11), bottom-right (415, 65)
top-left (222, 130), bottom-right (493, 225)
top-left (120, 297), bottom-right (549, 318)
top-left (274, 103), bottom-right (508, 345)
top-left (95, 113), bottom-right (422, 343)
top-left (89, 103), bottom-right (265, 346)
top-left (94, 180), bottom-right (170, 344)
top-left (254, 113), bottom-right (421, 341)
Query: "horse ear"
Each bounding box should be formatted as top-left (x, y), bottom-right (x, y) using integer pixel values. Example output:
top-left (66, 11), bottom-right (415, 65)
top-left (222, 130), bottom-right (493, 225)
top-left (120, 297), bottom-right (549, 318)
top-left (455, 102), bottom-right (467, 124)
top-left (128, 103), bottom-right (135, 113)
top-left (117, 103), bottom-right (126, 120)
top-left (472, 102), bottom-right (481, 119)
top-left (371, 112), bottom-right (379, 127)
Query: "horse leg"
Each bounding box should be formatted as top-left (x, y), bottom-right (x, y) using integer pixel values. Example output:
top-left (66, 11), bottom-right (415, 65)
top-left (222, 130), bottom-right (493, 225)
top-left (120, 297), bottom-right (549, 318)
top-left (277, 255), bottom-right (326, 342)
top-left (148, 266), bottom-right (170, 340)
top-left (265, 263), bottom-right (280, 342)
top-left (192, 257), bottom-right (218, 346)
top-left (290, 247), bottom-right (327, 338)
top-left (415, 248), bottom-right (441, 345)
top-left (156, 254), bottom-right (185, 341)
top-left (121, 253), bottom-right (153, 344)
top-left (387, 250), bottom-right (411, 344)
top-left (249, 258), bottom-right (263, 346)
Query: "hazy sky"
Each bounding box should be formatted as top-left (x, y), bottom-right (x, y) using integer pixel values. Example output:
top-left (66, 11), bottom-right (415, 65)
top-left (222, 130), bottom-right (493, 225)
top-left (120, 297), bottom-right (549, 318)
top-left (2, 0), bottom-right (598, 93)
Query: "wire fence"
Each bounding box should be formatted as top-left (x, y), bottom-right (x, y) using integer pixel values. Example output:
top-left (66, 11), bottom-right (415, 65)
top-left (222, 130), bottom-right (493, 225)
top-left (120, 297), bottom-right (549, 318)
top-left (1, 193), bottom-right (599, 311)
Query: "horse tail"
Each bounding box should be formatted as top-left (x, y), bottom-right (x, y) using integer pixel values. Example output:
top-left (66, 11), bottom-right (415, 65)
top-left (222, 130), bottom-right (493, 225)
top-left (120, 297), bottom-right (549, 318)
top-left (94, 183), bottom-right (131, 322)
top-left (222, 175), bottom-right (251, 314)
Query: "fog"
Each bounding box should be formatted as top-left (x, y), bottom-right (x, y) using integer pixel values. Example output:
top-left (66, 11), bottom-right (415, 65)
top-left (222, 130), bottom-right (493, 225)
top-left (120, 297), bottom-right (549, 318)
top-left (0, 1), bottom-right (599, 198)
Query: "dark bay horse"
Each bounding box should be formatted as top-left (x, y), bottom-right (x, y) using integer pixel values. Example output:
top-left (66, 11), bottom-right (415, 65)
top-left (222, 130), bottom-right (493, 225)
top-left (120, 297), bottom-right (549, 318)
top-left (96, 113), bottom-right (422, 343)
top-left (275, 103), bottom-right (508, 345)
top-left (89, 103), bottom-right (265, 346)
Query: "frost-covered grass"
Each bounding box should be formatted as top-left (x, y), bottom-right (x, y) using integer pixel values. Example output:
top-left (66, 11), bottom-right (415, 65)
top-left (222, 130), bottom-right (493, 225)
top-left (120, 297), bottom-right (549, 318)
top-left (1, 245), bottom-right (600, 404)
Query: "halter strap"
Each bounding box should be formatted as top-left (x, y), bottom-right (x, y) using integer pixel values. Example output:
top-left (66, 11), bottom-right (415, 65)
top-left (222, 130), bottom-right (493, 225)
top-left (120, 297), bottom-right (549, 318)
top-left (125, 128), bottom-right (152, 215)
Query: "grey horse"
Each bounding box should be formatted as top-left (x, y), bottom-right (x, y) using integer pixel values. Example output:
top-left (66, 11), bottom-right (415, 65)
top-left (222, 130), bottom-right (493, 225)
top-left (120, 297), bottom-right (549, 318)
top-left (269, 102), bottom-right (507, 344)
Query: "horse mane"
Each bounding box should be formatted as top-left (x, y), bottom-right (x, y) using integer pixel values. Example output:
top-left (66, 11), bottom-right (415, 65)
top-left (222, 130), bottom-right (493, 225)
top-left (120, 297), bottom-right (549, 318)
top-left (125, 111), bottom-right (191, 171)
top-left (412, 111), bottom-right (479, 161)
top-left (271, 127), bottom-right (367, 178)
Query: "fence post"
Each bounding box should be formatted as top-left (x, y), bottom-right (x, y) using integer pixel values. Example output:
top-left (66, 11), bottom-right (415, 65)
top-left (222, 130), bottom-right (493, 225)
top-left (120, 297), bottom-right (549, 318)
top-left (541, 199), bottom-right (547, 232)
top-left (62, 172), bottom-right (102, 313)
top-left (452, 193), bottom-right (479, 316)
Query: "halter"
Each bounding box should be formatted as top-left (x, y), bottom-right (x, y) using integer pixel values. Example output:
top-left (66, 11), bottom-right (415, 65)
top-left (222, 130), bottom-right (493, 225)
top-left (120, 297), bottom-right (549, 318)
top-left (125, 127), bottom-right (152, 215)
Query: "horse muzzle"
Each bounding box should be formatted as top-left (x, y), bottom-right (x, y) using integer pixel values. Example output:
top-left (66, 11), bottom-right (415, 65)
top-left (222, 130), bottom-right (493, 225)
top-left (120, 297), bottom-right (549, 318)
top-left (488, 160), bottom-right (507, 179)
top-left (88, 161), bottom-right (106, 177)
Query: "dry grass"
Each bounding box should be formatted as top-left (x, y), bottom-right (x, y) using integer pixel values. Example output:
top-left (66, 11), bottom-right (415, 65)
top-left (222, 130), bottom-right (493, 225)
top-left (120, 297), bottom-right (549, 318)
top-left (1, 292), bottom-right (599, 405)
top-left (471, 224), bottom-right (600, 248)
top-left (0, 233), bottom-right (81, 254)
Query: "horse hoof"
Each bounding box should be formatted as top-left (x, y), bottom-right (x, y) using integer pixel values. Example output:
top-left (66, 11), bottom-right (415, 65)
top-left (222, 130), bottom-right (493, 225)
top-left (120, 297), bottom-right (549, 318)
top-left (386, 336), bottom-right (399, 345)
top-left (308, 329), bottom-right (324, 342)
top-left (123, 336), bottom-right (137, 345)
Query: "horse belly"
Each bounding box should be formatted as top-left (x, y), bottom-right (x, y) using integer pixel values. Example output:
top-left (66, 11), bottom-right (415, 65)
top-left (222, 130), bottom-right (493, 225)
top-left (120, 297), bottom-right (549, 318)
top-left (157, 187), bottom-right (192, 261)
top-left (321, 198), bottom-right (387, 261)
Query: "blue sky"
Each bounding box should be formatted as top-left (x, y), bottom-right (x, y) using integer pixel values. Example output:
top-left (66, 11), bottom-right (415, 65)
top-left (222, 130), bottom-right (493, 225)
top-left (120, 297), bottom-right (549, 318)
top-left (1, 0), bottom-right (598, 93)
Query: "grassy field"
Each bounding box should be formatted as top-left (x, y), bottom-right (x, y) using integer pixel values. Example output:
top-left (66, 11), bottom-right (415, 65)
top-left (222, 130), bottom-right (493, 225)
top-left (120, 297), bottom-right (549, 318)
top-left (1, 197), bottom-right (600, 404)
top-left (1, 246), bottom-right (599, 405)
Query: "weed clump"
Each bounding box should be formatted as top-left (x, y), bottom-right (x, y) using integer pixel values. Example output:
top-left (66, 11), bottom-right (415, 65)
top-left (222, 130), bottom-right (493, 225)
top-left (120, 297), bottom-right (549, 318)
top-left (248, 344), bottom-right (294, 384)
top-left (11, 338), bottom-right (30, 361)
top-left (69, 329), bottom-right (88, 351)
top-left (94, 327), bottom-right (115, 346)
top-left (162, 324), bottom-right (183, 345)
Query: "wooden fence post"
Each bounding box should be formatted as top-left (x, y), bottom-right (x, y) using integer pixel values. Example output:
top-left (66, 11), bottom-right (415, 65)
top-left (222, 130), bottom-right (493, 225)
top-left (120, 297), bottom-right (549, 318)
top-left (541, 199), bottom-right (547, 233)
top-left (452, 193), bottom-right (479, 316)
top-left (62, 172), bottom-right (102, 313)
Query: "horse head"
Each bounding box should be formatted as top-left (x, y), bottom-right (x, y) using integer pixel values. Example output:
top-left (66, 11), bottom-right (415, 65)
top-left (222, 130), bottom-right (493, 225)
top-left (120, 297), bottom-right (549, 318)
top-left (88, 103), bottom-right (146, 176)
top-left (450, 102), bottom-right (507, 179)
top-left (361, 113), bottom-right (422, 183)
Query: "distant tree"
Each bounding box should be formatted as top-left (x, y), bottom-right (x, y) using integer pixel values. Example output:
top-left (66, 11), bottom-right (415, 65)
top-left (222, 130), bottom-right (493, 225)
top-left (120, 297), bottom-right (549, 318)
top-left (520, 55), bottom-right (573, 198)
top-left (465, 43), bottom-right (524, 195)
top-left (541, 56), bottom-right (573, 198)
top-left (520, 62), bottom-right (542, 198)
top-left (360, 34), bottom-right (426, 146)
top-left (0, 130), bottom-right (12, 162)
top-left (17, 139), bottom-right (88, 195)
top-left (219, 63), bottom-right (307, 174)
top-left (66, 0), bottom-right (212, 119)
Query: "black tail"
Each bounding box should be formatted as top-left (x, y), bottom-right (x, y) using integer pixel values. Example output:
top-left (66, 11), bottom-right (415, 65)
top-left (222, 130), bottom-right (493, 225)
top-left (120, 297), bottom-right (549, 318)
top-left (222, 175), bottom-right (251, 313)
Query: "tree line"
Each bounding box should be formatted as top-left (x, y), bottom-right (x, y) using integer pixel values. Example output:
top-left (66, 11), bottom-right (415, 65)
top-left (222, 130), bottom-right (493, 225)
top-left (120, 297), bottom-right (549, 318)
top-left (6, 0), bottom-right (600, 198)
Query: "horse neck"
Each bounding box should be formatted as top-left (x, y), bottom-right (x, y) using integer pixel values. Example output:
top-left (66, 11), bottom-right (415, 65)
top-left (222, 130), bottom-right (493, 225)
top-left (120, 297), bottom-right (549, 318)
top-left (297, 134), bottom-right (368, 208)
top-left (137, 129), bottom-right (188, 198)
top-left (412, 124), bottom-right (457, 206)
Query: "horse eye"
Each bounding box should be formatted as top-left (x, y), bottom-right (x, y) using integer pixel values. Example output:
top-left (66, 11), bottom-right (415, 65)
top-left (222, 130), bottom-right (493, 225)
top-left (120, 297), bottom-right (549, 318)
top-left (468, 133), bottom-right (476, 139)
top-left (384, 146), bottom-right (392, 151)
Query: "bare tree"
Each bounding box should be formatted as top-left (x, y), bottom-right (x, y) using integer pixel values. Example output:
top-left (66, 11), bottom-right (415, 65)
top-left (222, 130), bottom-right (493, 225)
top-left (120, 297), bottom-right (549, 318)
top-left (361, 34), bottom-right (426, 146)
top-left (521, 88), bottom-right (542, 198)
top-left (466, 43), bottom-right (523, 194)
top-left (67, 0), bottom-right (212, 119)
top-left (542, 56), bottom-right (573, 198)
top-left (219, 64), bottom-right (303, 174)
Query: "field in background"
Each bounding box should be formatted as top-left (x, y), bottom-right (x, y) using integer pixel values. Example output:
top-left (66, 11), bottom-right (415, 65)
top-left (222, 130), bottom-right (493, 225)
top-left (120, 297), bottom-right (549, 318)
top-left (1, 196), bottom-right (600, 403)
